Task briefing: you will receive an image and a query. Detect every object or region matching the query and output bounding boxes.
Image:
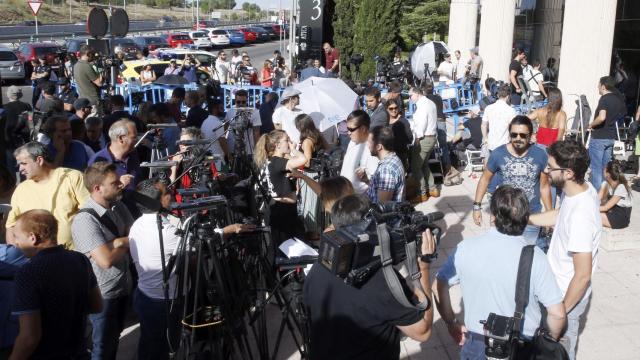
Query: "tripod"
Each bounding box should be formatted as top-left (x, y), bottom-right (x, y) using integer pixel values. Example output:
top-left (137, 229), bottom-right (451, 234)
top-left (228, 109), bottom-right (256, 180)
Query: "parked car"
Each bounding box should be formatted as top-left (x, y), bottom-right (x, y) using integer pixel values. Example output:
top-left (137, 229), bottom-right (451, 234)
top-left (248, 27), bottom-right (270, 42)
top-left (132, 36), bottom-right (171, 52)
top-left (120, 59), bottom-right (211, 85)
top-left (271, 24), bottom-right (286, 37)
top-left (188, 31), bottom-right (213, 49)
top-left (164, 33), bottom-right (194, 48)
top-left (237, 28), bottom-right (257, 43)
top-left (157, 49), bottom-right (216, 67)
top-left (111, 38), bottom-right (141, 59)
top-left (15, 42), bottom-right (63, 78)
top-left (65, 38), bottom-right (89, 57)
top-left (0, 46), bottom-right (25, 83)
top-left (257, 25), bottom-right (278, 40)
top-left (193, 20), bottom-right (218, 30)
top-left (221, 29), bottom-right (246, 46)
top-left (20, 20), bottom-right (42, 26)
top-left (206, 29), bottom-right (231, 47)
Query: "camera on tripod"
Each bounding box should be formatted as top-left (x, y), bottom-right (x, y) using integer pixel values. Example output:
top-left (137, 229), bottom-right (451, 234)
top-left (318, 201), bottom-right (443, 287)
top-left (307, 148), bottom-right (343, 178)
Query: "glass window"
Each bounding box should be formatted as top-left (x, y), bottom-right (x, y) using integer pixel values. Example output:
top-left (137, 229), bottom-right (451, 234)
top-left (0, 51), bottom-right (17, 61)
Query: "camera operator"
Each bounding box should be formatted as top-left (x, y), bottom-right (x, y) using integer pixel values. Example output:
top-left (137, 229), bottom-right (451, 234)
top-left (434, 185), bottom-right (566, 358)
top-left (73, 45), bottom-right (103, 113)
top-left (181, 56), bottom-right (200, 84)
top-left (235, 55), bottom-right (258, 85)
top-left (303, 194), bottom-right (436, 360)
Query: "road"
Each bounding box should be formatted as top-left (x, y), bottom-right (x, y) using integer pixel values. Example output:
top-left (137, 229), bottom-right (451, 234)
top-left (1, 40), bottom-right (286, 105)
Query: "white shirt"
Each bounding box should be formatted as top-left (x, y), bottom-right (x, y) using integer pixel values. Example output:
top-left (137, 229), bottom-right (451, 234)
top-left (200, 115), bottom-right (226, 156)
top-left (272, 106), bottom-right (303, 144)
top-left (605, 182), bottom-right (632, 208)
top-left (526, 68), bottom-right (544, 95)
top-left (482, 99), bottom-right (517, 151)
top-left (411, 95), bottom-right (437, 139)
top-left (437, 61), bottom-right (454, 82)
top-left (548, 184), bottom-right (601, 299)
top-left (224, 108), bottom-right (261, 155)
top-left (454, 58), bottom-right (467, 80)
top-left (214, 60), bottom-right (231, 84)
top-left (129, 213), bottom-right (181, 299)
top-left (339, 140), bottom-right (379, 194)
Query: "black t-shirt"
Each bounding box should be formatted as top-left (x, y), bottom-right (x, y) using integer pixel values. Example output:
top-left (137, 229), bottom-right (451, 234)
top-left (34, 65), bottom-right (51, 85)
top-left (426, 94), bottom-right (445, 121)
top-left (391, 117), bottom-right (412, 157)
top-left (303, 264), bottom-right (423, 360)
top-left (266, 156), bottom-right (295, 197)
top-left (2, 100), bottom-right (32, 148)
top-left (12, 246), bottom-right (97, 359)
top-left (591, 92), bottom-right (626, 140)
top-left (186, 106), bottom-right (210, 128)
top-left (464, 117), bottom-right (483, 149)
top-left (509, 60), bottom-right (522, 92)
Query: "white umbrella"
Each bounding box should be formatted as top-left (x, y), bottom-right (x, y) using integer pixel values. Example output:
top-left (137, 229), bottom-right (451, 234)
top-left (410, 41), bottom-right (451, 80)
top-left (293, 77), bottom-right (359, 132)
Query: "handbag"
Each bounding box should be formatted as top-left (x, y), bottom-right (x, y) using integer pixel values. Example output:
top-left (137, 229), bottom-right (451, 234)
top-left (513, 245), bottom-right (569, 360)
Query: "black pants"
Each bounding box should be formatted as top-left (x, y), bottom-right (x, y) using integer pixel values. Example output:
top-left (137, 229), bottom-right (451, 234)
top-left (268, 201), bottom-right (305, 247)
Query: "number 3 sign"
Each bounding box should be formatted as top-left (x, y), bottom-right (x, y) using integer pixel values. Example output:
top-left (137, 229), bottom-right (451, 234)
top-left (311, 0), bottom-right (322, 21)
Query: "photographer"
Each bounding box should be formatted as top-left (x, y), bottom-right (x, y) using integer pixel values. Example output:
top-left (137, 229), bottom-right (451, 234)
top-left (73, 45), bottom-right (103, 111)
top-left (303, 194), bottom-right (436, 360)
top-left (435, 185), bottom-right (566, 359)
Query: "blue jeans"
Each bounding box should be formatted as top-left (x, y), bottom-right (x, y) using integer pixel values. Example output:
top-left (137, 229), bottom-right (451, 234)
top-left (88, 296), bottom-right (128, 360)
top-left (563, 293), bottom-right (591, 360)
top-left (588, 138), bottom-right (614, 191)
top-left (133, 288), bottom-right (178, 360)
top-left (460, 332), bottom-right (485, 360)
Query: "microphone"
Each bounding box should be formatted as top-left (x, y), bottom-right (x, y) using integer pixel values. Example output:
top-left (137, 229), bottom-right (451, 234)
top-left (147, 123), bottom-right (180, 130)
top-left (140, 161), bottom-right (178, 168)
top-left (175, 139), bottom-right (214, 146)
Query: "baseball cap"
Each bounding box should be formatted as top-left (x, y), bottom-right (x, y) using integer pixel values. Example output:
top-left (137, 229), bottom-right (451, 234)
top-left (74, 98), bottom-right (92, 110)
top-left (280, 87), bottom-right (301, 103)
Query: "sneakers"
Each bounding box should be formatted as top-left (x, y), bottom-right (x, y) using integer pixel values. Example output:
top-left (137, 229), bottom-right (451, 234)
top-left (429, 188), bottom-right (441, 198)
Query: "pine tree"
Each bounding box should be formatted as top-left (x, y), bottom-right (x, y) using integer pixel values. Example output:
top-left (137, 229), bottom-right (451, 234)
top-left (399, 0), bottom-right (449, 50)
top-left (352, 0), bottom-right (402, 79)
top-left (332, 0), bottom-right (359, 78)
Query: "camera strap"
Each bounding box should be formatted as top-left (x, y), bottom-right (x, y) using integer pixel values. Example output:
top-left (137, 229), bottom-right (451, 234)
top-left (513, 245), bottom-right (535, 339)
top-left (377, 223), bottom-right (429, 311)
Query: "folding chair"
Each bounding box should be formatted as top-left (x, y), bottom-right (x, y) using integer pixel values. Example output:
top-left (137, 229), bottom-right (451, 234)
top-left (465, 149), bottom-right (484, 176)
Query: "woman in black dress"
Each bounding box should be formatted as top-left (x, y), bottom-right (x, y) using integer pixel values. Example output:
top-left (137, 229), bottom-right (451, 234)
top-left (386, 97), bottom-right (412, 171)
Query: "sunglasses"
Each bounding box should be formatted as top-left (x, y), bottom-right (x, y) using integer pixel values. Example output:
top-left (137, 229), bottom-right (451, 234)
top-left (510, 132), bottom-right (530, 139)
top-left (347, 125), bottom-right (362, 133)
top-left (387, 106), bottom-right (399, 111)
top-left (236, 100), bottom-right (247, 105)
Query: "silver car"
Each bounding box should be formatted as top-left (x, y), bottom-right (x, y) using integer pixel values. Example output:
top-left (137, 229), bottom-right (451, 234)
top-left (0, 46), bottom-right (25, 82)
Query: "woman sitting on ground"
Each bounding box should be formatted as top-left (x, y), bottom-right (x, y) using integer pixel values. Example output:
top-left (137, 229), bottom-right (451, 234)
top-left (598, 160), bottom-right (632, 229)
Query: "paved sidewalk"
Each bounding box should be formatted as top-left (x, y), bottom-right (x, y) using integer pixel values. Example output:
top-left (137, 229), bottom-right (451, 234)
top-left (117, 172), bottom-right (640, 360)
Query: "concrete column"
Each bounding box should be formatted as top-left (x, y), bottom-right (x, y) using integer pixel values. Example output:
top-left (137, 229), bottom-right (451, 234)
top-left (531, 0), bottom-right (563, 68)
top-left (557, 0), bottom-right (617, 117)
top-left (477, 0), bottom-right (517, 82)
top-left (447, 0), bottom-right (479, 54)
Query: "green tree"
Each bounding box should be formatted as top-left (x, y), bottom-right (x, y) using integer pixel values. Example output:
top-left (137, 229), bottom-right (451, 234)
top-left (332, 0), bottom-right (359, 78)
top-left (201, 0), bottom-right (237, 11)
top-left (352, 0), bottom-right (402, 79)
top-left (155, 0), bottom-right (172, 8)
top-left (143, 0), bottom-right (155, 6)
top-left (399, 0), bottom-right (449, 50)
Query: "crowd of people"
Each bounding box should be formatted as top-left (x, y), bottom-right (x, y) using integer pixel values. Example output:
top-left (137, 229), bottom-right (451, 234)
top-left (0, 40), bottom-right (637, 360)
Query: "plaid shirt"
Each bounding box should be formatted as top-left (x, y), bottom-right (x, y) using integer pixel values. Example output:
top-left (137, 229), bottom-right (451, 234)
top-left (367, 153), bottom-right (405, 203)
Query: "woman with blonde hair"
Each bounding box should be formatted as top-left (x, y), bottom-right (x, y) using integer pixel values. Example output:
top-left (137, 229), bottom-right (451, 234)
top-left (254, 130), bottom-right (307, 244)
top-left (261, 60), bottom-right (273, 88)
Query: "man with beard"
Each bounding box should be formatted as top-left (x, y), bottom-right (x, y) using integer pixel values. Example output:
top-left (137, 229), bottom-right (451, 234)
top-left (72, 161), bottom-right (134, 360)
top-left (529, 140), bottom-right (601, 360)
top-left (473, 116), bottom-right (552, 247)
top-left (358, 126), bottom-right (405, 203)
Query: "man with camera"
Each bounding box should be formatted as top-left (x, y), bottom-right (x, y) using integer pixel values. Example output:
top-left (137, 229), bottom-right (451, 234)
top-left (73, 45), bottom-right (103, 111)
top-left (435, 185), bottom-right (566, 359)
top-left (304, 194), bottom-right (436, 360)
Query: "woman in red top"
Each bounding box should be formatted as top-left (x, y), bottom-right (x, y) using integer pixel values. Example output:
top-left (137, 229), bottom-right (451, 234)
top-left (261, 60), bottom-right (273, 88)
top-left (528, 88), bottom-right (567, 147)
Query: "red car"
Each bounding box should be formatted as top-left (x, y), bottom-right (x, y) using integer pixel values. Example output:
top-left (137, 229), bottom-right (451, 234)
top-left (164, 33), bottom-right (194, 48)
top-left (15, 42), bottom-right (62, 78)
top-left (238, 28), bottom-right (257, 43)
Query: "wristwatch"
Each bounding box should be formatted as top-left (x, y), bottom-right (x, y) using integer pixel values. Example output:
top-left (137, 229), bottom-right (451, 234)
top-left (419, 253), bottom-right (437, 263)
top-left (473, 202), bottom-right (482, 211)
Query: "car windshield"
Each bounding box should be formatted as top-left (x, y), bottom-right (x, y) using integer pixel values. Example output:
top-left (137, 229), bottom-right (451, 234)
top-left (0, 51), bottom-right (17, 61)
top-left (115, 39), bottom-right (136, 45)
top-left (146, 37), bottom-right (165, 44)
top-left (173, 35), bottom-right (190, 40)
top-left (34, 47), bottom-right (59, 56)
top-left (192, 32), bottom-right (207, 38)
top-left (213, 30), bottom-right (227, 35)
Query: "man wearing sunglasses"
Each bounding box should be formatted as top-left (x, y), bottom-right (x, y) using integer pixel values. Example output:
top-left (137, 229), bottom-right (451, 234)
top-left (339, 110), bottom-right (379, 195)
top-left (473, 116), bottom-right (552, 247)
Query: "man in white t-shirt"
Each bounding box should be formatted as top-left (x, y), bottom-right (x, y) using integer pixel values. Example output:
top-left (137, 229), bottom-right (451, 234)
top-left (530, 140), bottom-right (602, 360)
top-left (482, 84), bottom-right (517, 151)
top-left (437, 53), bottom-right (454, 82)
top-left (214, 50), bottom-right (232, 84)
top-left (339, 110), bottom-right (378, 194)
top-left (272, 87), bottom-right (303, 144)
top-left (453, 50), bottom-right (466, 82)
top-left (200, 99), bottom-right (229, 159)
top-left (224, 89), bottom-right (262, 156)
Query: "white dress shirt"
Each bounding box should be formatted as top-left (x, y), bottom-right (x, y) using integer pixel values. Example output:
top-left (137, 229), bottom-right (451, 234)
top-left (411, 95), bottom-right (438, 140)
top-left (482, 99), bottom-right (517, 151)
